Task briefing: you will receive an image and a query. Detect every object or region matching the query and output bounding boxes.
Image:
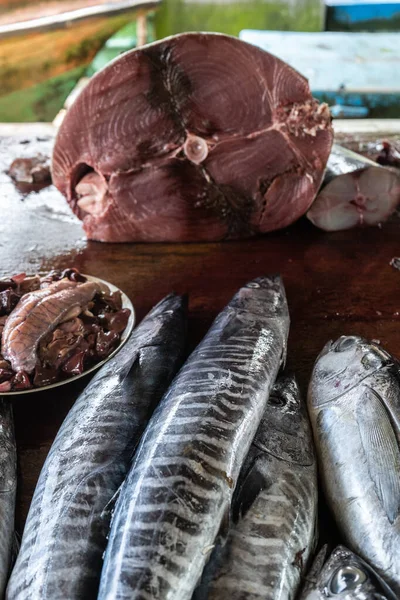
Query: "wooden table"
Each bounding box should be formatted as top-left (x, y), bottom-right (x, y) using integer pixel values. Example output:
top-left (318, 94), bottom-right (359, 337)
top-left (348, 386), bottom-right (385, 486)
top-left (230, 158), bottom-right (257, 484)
top-left (1, 124), bottom-right (400, 535)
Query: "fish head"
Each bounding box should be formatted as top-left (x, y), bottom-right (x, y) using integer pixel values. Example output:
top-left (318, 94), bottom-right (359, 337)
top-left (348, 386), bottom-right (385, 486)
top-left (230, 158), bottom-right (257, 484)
top-left (230, 275), bottom-right (289, 319)
top-left (302, 545), bottom-right (395, 599)
top-left (308, 335), bottom-right (391, 407)
top-left (254, 374), bottom-right (314, 466)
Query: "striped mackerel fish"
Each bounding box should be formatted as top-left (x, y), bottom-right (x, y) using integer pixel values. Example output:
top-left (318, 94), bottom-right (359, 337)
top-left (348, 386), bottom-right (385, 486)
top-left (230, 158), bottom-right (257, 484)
top-left (0, 400), bottom-right (16, 597)
top-left (98, 275), bottom-right (290, 600)
top-left (194, 374), bottom-right (317, 600)
top-left (6, 293), bottom-right (187, 600)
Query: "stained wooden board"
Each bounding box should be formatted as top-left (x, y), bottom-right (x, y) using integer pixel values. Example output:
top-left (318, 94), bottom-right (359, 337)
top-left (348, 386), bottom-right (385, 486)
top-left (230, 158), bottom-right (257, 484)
top-left (1, 131), bottom-right (400, 536)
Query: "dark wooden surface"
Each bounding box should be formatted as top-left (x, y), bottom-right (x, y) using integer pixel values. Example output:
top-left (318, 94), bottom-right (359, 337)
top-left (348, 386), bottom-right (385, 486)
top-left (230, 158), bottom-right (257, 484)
top-left (2, 131), bottom-right (400, 534)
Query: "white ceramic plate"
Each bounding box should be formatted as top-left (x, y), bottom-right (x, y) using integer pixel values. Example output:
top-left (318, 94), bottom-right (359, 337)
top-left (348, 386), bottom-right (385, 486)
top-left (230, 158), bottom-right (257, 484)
top-left (1, 274), bottom-right (135, 395)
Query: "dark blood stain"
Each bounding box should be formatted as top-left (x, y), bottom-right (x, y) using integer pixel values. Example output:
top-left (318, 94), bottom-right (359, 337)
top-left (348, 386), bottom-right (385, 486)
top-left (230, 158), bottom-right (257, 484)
top-left (292, 547), bottom-right (306, 571)
top-left (166, 59), bottom-right (193, 109)
top-left (143, 43), bottom-right (192, 136)
top-left (225, 474), bottom-right (234, 488)
top-left (377, 141), bottom-right (400, 169)
top-left (143, 47), bottom-right (171, 110)
top-left (207, 182), bottom-right (255, 238)
top-left (12, 371), bottom-right (31, 391)
top-left (199, 119), bottom-right (220, 136)
top-left (137, 139), bottom-right (162, 162)
top-left (259, 178), bottom-right (271, 197)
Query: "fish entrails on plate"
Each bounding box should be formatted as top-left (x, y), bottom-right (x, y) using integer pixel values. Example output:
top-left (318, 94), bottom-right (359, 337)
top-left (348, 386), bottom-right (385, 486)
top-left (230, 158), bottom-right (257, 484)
top-left (0, 269), bottom-right (132, 392)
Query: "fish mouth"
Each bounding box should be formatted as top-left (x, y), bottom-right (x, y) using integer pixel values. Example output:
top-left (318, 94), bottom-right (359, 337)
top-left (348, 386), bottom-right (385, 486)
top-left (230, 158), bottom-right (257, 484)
top-left (317, 339), bottom-right (333, 359)
top-left (368, 341), bottom-right (394, 363)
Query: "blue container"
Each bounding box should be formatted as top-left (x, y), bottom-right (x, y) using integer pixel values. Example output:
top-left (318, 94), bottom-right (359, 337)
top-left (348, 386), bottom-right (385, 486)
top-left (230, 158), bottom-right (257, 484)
top-left (324, 0), bottom-right (400, 31)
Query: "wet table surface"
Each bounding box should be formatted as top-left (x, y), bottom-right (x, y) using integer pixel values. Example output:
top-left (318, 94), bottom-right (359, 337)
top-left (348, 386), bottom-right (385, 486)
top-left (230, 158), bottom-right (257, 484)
top-left (1, 128), bottom-right (400, 534)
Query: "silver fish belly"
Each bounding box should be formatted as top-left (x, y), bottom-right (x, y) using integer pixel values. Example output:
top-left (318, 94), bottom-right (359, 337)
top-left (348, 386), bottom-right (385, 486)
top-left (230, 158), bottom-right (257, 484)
top-left (194, 374), bottom-right (317, 600)
top-left (97, 275), bottom-right (290, 600)
top-left (299, 545), bottom-right (397, 600)
top-left (308, 336), bottom-right (400, 595)
top-left (0, 400), bottom-right (16, 597)
top-left (6, 293), bottom-right (187, 600)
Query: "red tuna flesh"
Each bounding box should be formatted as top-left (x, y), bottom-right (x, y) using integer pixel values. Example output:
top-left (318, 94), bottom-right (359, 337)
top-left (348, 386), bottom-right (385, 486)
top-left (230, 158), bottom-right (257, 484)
top-left (2, 281), bottom-right (99, 373)
top-left (52, 33), bottom-right (333, 242)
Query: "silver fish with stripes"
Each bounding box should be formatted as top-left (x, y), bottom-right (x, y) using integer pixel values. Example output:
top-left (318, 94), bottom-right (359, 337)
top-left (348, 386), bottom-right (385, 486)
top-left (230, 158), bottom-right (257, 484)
top-left (0, 400), bottom-right (16, 597)
top-left (98, 275), bottom-right (290, 600)
top-left (6, 293), bottom-right (187, 600)
top-left (194, 374), bottom-right (317, 600)
top-left (308, 336), bottom-right (400, 596)
top-left (299, 545), bottom-right (397, 599)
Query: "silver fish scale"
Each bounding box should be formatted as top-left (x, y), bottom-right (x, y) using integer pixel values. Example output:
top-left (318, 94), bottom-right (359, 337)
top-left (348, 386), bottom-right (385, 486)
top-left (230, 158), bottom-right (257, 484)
top-left (0, 400), bottom-right (16, 597)
top-left (203, 469), bottom-right (316, 600)
top-left (6, 294), bottom-right (187, 600)
top-left (308, 336), bottom-right (400, 596)
top-left (98, 276), bottom-right (289, 600)
top-left (194, 375), bottom-right (317, 600)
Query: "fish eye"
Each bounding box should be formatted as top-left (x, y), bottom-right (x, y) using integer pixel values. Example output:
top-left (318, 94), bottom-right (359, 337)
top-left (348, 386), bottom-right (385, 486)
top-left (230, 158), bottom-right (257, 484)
top-left (330, 565), bottom-right (367, 594)
top-left (246, 282), bottom-right (260, 289)
top-left (334, 336), bottom-right (358, 352)
top-left (268, 394), bottom-right (286, 407)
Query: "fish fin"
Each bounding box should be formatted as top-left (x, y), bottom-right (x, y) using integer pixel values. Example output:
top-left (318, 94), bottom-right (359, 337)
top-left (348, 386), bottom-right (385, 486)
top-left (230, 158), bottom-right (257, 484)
top-left (125, 352), bottom-right (141, 380)
top-left (13, 529), bottom-right (20, 547)
top-left (298, 545), bottom-right (329, 596)
top-left (280, 341), bottom-right (287, 369)
top-left (233, 456), bottom-right (268, 521)
top-left (217, 505), bottom-right (231, 546)
top-left (100, 482), bottom-right (125, 520)
top-left (8, 531), bottom-right (20, 575)
top-left (357, 386), bottom-right (400, 524)
top-left (307, 544), bottom-right (328, 579)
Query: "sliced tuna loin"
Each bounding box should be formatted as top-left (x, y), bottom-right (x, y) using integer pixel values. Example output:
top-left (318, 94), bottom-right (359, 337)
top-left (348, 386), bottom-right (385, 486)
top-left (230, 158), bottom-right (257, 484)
top-left (52, 33), bottom-right (333, 242)
top-left (307, 144), bottom-right (400, 231)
